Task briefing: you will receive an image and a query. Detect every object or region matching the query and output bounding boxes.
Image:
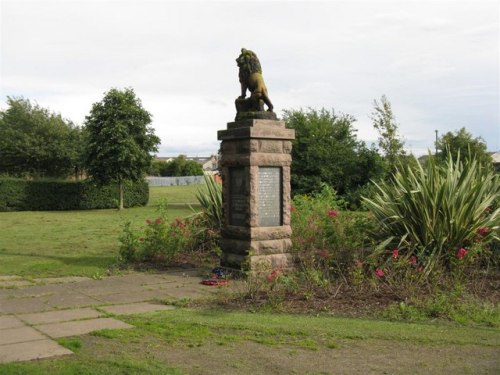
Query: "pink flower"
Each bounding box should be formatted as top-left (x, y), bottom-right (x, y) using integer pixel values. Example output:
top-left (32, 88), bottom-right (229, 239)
top-left (290, 205), bottom-right (296, 213)
top-left (477, 227), bottom-right (490, 236)
top-left (456, 247), bottom-right (468, 260)
top-left (375, 268), bottom-right (385, 277)
top-left (155, 218), bottom-right (162, 225)
top-left (267, 268), bottom-right (282, 282)
top-left (410, 256), bottom-right (417, 266)
top-left (392, 248), bottom-right (399, 259)
top-left (327, 209), bottom-right (338, 218)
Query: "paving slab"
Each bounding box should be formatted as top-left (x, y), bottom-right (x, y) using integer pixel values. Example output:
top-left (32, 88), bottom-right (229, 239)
top-left (19, 307), bottom-right (102, 325)
top-left (0, 298), bottom-right (52, 314)
top-left (35, 317), bottom-right (134, 338)
top-left (92, 290), bottom-right (164, 304)
top-left (43, 291), bottom-right (102, 308)
top-left (4, 284), bottom-right (64, 298)
top-left (99, 302), bottom-right (175, 316)
top-left (0, 339), bottom-right (72, 363)
top-left (0, 326), bottom-right (47, 345)
top-left (0, 315), bottom-right (25, 330)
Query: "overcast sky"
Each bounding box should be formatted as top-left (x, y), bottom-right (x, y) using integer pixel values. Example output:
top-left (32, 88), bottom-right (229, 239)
top-left (1, 0), bottom-right (498, 156)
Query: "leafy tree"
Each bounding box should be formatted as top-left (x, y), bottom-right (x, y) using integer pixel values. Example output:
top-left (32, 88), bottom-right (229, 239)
top-left (150, 156), bottom-right (204, 177)
top-left (283, 108), bottom-right (385, 207)
top-left (436, 127), bottom-right (492, 167)
top-left (370, 95), bottom-right (406, 172)
top-left (84, 88), bottom-right (160, 209)
top-left (0, 97), bottom-right (83, 178)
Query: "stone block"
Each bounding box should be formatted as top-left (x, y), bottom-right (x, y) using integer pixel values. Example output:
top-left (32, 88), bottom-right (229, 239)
top-left (0, 339), bottom-right (73, 363)
top-left (258, 139), bottom-right (283, 153)
top-left (35, 318), bottom-right (133, 338)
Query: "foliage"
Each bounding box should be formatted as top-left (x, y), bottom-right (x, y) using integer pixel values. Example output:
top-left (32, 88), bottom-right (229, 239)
top-left (436, 127), bottom-right (492, 167)
top-left (84, 88), bottom-right (160, 209)
top-left (291, 184), bottom-right (377, 279)
top-left (363, 152), bottom-right (499, 277)
top-left (118, 203), bottom-right (219, 265)
top-left (0, 177), bottom-right (148, 211)
top-left (0, 97), bottom-right (84, 178)
top-left (195, 174), bottom-right (223, 230)
top-left (283, 108), bottom-right (385, 208)
top-left (370, 95), bottom-right (407, 173)
top-left (148, 155), bottom-right (204, 177)
top-left (383, 290), bottom-right (500, 327)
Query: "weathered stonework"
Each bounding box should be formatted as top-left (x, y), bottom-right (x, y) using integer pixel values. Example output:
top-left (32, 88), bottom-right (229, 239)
top-left (217, 119), bottom-right (295, 273)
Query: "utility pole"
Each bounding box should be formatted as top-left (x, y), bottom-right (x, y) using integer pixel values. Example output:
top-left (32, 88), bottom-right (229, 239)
top-left (435, 130), bottom-right (438, 155)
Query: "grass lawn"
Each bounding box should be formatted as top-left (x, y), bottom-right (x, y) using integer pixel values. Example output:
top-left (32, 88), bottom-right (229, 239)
top-left (0, 308), bottom-right (498, 374)
top-left (0, 185), bottom-right (203, 278)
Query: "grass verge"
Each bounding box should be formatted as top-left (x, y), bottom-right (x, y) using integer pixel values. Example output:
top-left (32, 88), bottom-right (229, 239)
top-left (0, 186), bottom-right (201, 278)
top-left (0, 308), bottom-right (498, 374)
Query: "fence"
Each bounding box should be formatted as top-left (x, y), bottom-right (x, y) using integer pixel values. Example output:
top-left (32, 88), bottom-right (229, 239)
top-left (146, 176), bottom-right (205, 187)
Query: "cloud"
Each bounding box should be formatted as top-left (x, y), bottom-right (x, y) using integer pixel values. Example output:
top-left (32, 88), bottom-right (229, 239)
top-left (1, 0), bottom-right (498, 156)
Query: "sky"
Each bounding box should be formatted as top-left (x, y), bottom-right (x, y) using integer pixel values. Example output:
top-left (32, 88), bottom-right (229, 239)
top-left (1, 0), bottom-right (498, 157)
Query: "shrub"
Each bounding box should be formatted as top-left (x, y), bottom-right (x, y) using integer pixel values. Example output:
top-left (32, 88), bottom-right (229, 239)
top-left (0, 178), bottom-right (148, 211)
top-left (195, 175), bottom-right (223, 230)
top-left (363, 152), bottom-right (499, 277)
top-left (291, 183), bottom-right (377, 279)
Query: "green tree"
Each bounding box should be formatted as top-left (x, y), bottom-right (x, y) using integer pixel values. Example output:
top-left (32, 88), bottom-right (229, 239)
top-left (436, 127), bottom-right (492, 167)
top-left (84, 88), bottom-right (160, 209)
top-left (0, 97), bottom-right (83, 178)
top-left (161, 155), bottom-right (204, 176)
top-left (370, 95), bottom-right (406, 173)
top-left (283, 108), bottom-right (385, 207)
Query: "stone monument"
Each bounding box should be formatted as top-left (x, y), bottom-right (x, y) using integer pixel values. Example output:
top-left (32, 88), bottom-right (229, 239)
top-left (217, 48), bottom-right (295, 273)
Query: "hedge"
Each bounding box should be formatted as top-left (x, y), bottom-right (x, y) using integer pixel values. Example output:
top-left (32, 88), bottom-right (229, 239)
top-left (0, 178), bottom-right (149, 211)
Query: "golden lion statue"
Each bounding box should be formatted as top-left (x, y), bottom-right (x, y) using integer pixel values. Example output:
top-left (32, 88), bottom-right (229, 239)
top-left (236, 48), bottom-right (274, 113)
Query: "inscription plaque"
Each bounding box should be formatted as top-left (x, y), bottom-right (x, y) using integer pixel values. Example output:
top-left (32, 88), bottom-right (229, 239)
top-left (229, 167), bottom-right (248, 226)
top-left (258, 167), bottom-right (282, 227)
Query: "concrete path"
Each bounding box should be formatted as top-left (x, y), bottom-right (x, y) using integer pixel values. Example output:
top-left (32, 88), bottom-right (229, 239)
top-left (0, 270), bottom-right (216, 364)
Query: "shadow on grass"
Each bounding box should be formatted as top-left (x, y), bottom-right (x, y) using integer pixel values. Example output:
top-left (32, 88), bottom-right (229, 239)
top-left (1, 251), bottom-right (116, 268)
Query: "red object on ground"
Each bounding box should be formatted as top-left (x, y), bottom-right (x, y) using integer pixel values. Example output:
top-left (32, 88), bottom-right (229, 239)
top-left (201, 278), bottom-right (228, 286)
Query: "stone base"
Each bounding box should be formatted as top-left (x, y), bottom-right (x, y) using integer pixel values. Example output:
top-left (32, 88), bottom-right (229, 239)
top-left (235, 98), bottom-right (277, 121)
top-left (217, 119), bottom-right (295, 276)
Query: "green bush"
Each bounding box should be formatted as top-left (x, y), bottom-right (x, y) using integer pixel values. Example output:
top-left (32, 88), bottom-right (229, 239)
top-left (291, 184), bottom-right (377, 277)
top-left (0, 178), bottom-right (148, 211)
top-left (363, 152), bottom-right (499, 277)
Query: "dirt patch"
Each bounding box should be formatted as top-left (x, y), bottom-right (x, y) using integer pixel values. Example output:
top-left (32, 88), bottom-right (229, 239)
top-left (79, 335), bottom-right (499, 375)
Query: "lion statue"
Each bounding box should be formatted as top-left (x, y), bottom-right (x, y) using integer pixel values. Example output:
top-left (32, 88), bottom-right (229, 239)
top-left (235, 48), bottom-right (274, 114)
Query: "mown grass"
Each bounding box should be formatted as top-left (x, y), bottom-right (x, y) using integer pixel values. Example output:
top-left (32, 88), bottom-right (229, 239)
top-left (0, 308), bottom-right (498, 374)
top-left (0, 185), bottom-right (202, 278)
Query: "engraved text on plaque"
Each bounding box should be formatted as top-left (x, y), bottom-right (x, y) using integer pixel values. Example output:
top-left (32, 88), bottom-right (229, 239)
top-left (229, 167), bottom-right (248, 226)
top-left (258, 167), bottom-right (282, 227)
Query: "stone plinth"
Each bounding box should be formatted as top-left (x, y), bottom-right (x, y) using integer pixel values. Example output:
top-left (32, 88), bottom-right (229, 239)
top-left (217, 119), bottom-right (295, 272)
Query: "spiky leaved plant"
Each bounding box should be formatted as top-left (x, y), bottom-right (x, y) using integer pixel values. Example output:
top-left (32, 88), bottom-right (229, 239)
top-left (363, 152), bottom-right (499, 276)
top-left (195, 174), bottom-right (223, 230)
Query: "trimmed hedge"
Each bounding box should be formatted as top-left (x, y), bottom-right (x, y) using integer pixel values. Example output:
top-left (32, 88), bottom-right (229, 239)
top-left (0, 178), bottom-right (149, 211)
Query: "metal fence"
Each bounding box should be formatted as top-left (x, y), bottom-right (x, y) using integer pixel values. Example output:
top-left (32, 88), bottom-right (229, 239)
top-left (146, 176), bottom-right (205, 186)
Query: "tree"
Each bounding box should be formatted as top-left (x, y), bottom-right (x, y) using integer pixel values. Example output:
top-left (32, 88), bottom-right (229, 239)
top-left (164, 155), bottom-right (204, 176)
top-left (84, 88), bottom-right (160, 209)
top-left (0, 97), bottom-right (83, 178)
top-left (436, 127), bottom-right (492, 167)
top-left (370, 95), bottom-right (406, 172)
top-left (283, 108), bottom-right (385, 207)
